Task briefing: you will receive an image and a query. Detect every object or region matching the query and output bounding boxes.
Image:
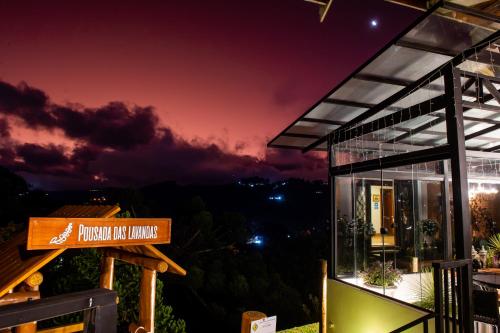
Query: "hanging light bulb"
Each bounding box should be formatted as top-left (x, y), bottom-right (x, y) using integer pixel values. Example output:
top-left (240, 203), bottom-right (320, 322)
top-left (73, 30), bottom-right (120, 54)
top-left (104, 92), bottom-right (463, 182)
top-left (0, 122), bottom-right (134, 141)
top-left (469, 182), bottom-right (499, 198)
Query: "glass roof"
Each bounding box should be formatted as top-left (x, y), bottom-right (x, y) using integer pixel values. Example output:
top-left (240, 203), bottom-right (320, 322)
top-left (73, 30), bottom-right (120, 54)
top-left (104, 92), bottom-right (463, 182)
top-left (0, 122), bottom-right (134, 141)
top-left (268, 2), bottom-right (500, 154)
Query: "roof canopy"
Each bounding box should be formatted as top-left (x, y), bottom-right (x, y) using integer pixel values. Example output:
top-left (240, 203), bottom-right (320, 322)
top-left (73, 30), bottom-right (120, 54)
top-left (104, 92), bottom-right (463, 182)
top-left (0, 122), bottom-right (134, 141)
top-left (268, 1), bottom-right (500, 154)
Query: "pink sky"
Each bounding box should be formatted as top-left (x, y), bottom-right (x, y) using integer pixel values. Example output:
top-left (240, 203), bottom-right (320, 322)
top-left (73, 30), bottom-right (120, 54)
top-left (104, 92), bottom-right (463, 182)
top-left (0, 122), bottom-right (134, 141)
top-left (0, 0), bottom-right (420, 188)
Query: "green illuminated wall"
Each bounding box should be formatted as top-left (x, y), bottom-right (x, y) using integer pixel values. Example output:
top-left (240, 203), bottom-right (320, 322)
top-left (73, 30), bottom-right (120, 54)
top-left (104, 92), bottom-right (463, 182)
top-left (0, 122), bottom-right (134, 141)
top-left (327, 279), bottom-right (435, 333)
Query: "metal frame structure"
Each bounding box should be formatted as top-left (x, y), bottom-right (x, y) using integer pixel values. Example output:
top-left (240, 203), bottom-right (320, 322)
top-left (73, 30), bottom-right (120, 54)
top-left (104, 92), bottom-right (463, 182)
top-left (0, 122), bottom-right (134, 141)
top-left (324, 54), bottom-right (499, 333)
top-left (324, 42), bottom-right (500, 333)
top-left (269, 1), bottom-right (500, 332)
top-left (269, 1), bottom-right (500, 153)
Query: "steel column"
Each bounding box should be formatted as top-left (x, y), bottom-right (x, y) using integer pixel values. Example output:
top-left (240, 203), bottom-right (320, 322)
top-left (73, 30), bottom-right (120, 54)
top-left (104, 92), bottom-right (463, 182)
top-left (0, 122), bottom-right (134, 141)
top-left (328, 135), bottom-right (336, 279)
top-left (444, 66), bottom-right (473, 332)
top-left (441, 160), bottom-right (453, 261)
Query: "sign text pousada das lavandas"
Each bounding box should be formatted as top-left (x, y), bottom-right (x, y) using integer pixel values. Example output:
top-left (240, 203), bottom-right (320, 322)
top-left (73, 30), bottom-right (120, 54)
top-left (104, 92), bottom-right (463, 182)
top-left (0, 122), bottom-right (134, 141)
top-left (27, 217), bottom-right (171, 250)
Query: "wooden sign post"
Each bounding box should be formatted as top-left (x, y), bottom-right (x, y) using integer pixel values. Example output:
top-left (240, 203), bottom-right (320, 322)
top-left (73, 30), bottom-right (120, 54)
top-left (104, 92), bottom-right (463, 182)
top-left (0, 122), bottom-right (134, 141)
top-left (27, 217), bottom-right (171, 250)
top-left (20, 212), bottom-right (185, 333)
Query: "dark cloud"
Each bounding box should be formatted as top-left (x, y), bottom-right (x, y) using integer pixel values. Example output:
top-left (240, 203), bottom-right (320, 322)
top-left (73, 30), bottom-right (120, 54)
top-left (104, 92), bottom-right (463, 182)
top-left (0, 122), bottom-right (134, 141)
top-left (3, 133), bottom-right (327, 189)
top-left (0, 81), bottom-right (159, 150)
top-left (0, 147), bottom-right (16, 164)
top-left (70, 144), bottom-right (102, 173)
top-left (14, 143), bottom-right (72, 176)
top-left (52, 103), bottom-right (159, 150)
top-left (0, 80), bottom-right (326, 189)
top-left (0, 118), bottom-right (10, 138)
top-left (73, 131), bottom-right (326, 188)
top-left (0, 81), bottom-right (53, 128)
top-left (264, 148), bottom-right (326, 178)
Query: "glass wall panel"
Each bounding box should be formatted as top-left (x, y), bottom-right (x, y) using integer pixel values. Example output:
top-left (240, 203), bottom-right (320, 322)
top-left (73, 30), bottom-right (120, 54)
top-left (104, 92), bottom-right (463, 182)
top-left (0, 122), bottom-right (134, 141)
top-left (335, 160), bottom-right (451, 309)
top-left (466, 154), bottom-right (500, 259)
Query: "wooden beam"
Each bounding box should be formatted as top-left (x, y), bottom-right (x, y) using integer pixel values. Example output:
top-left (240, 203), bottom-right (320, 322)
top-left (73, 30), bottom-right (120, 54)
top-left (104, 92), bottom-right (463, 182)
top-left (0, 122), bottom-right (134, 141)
top-left (37, 323), bottom-right (84, 333)
top-left (15, 284), bottom-right (40, 333)
top-left (0, 291), bottom-right (39, 306)
top-left (99, 257), bottom-right (114, 290)
top-left (104, 249), bottom-right (168, 273)
top-left (15, 323), bottom-right (36, 333)
top-left (0, 248), bottom-right (64, 299)
top-left (129, 323), bottom-right (147, 333)
top-left (320, 260), bottom-right (327, 333)
top-left (139, 269), bottom-right (156, 333)
top-left (143, 245), bottom-right (187, 276)
top-left (23, 273), bottom-right (43, 289)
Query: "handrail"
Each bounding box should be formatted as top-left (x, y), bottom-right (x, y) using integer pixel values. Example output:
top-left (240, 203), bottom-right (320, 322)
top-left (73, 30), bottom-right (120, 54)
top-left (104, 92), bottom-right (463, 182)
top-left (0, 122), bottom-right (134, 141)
top-left (432, 259), bottom-right (471, 270)
top-left (0, 288), bottom-right (117, 333)
top-left (389, 313), bottom-right (434, 333)
top-left (433, 259), bottom-right (473, 333)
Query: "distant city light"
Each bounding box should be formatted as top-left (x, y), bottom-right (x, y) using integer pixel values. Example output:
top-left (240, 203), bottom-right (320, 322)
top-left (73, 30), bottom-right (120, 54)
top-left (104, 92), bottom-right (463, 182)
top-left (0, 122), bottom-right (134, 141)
top-left (268, 194), bottom-right (284, 202)
top-left (247, 235), bottom-right (264, 246)
top-left (237, 179), bottom-right (272, 188)
top-left (370, 19), bottom-right (378, 28)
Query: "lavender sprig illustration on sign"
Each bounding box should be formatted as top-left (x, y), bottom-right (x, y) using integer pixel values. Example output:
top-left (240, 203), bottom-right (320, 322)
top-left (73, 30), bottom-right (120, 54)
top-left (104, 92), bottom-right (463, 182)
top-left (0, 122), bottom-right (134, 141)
top-left (49, 223), bottom-right (73, 245)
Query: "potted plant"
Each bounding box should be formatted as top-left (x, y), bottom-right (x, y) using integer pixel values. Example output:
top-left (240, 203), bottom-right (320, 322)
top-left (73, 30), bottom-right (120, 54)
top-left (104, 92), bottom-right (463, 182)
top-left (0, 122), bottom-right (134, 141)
top-left (410, 267), bottom-right (434, 310)
top-left (419, 218), bottom-right (438, 248)
top-left (488, 233), bottom-right (500, 267)
top-left (361, 261), bottom-right (402, 288)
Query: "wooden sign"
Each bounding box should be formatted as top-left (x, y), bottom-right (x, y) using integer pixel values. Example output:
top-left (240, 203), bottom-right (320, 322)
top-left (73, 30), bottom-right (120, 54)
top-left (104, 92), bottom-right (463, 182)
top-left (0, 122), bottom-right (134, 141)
top-left (27, 218), bottom-right (171, 250)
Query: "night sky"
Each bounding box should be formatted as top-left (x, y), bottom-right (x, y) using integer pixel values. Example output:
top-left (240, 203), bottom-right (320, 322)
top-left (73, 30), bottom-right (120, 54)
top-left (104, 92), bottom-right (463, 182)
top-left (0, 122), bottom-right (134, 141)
top-left (0, 0), bottom-right (419, 189)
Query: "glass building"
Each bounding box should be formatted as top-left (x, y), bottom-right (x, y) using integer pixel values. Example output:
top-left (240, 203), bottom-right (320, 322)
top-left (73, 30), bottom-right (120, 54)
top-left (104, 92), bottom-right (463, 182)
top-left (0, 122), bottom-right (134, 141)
top-left (269, 1), bottom-right (499, 332)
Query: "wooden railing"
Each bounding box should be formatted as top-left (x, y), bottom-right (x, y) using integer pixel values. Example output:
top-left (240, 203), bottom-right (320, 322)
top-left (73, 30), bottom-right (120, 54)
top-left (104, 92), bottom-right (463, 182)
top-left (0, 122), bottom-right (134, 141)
top-left (433, 259), bottom-right (473, 333)
top-left (0, 288), bottom-right (117, 333)
top-left (391, 259), bottom-right (473, 333)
